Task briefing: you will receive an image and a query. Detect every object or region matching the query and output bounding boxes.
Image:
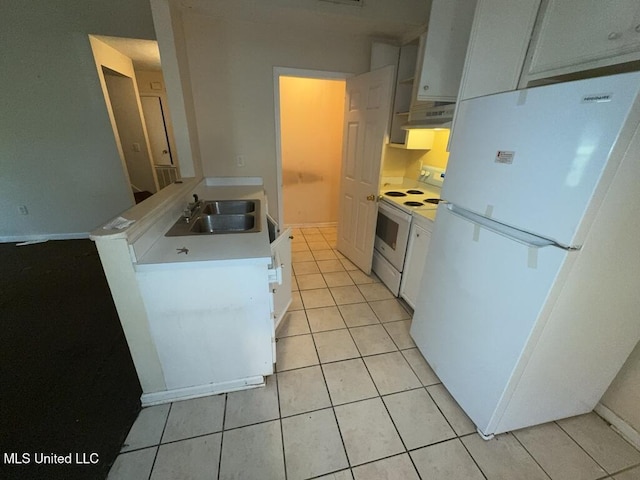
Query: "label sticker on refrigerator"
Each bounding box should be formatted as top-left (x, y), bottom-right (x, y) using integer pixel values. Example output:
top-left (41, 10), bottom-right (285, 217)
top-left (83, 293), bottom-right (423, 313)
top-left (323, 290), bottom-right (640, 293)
top-left (495, 151), bottom-right (515, 164)
top-left (581, 93), bottom-right (612, 104)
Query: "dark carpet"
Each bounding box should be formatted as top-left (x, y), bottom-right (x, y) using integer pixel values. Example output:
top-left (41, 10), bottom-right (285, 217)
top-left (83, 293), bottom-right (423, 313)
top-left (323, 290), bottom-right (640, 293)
top-left (0, 239), bottom-right (141, 480)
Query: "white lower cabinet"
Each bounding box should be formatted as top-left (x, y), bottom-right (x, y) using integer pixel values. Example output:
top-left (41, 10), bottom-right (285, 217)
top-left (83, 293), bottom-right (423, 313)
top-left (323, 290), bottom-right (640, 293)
top-left (270, 226), bottom-right (292, 330)
top-left (136, 260), bottom-right (275, 401)
top-left (400, 220), bottom-right (433, 309)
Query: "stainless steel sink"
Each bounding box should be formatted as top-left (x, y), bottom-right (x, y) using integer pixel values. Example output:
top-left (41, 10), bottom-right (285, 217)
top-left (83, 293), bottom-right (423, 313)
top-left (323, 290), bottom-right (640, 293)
top-left (190, 214), bottom-right (256, 233)
top-left (201, 200), bottom-right (256, 215)
top-left (165, 198), bottom-right (261, 236)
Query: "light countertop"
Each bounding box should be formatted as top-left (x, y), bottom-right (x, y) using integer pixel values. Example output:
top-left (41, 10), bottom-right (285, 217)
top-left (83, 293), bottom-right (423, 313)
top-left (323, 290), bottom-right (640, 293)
top-left (91, 178), bottom-right (273, 271)
top-left (135, 184), bottom-right (272, 270)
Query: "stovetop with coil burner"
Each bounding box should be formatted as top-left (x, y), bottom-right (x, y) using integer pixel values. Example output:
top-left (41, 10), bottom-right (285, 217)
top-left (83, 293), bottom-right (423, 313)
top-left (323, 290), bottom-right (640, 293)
top-left (379, 166), bottom-right (445, 215)
top-left (381, 187), bottom-right (443, 213)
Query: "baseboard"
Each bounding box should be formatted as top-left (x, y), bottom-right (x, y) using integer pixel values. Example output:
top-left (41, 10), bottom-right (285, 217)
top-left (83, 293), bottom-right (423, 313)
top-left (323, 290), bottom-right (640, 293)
top-left (286, 222), bottom-right (338, 229)
top-left (595, 402), bottom-right (640, 450)
top-left (140, 376), bottom-right (266, 406)
top-left (0, 232), bottom-right (90, 244)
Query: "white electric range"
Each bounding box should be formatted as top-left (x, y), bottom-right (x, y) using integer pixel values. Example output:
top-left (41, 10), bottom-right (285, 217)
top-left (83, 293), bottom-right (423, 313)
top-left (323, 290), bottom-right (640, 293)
top-left (373, 167), bottom-right (445, 296)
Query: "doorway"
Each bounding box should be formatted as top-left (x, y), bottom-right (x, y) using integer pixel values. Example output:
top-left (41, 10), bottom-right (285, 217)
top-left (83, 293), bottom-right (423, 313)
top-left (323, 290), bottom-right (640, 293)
top-left (102, 67), bottom-right (158, 198)
top-left (275, 69), bottom-right (349, 228)
top-left (90, 35), bottom-right (182, 204)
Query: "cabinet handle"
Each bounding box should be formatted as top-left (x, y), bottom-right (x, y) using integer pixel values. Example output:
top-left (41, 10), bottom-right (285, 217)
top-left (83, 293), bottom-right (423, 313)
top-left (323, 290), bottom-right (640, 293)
top-left (608, 32), bottom-right (621, 40)
top-left (636, 24), bottom-right (640, 33)
top-left (423, 85), bottom-right (429, 91)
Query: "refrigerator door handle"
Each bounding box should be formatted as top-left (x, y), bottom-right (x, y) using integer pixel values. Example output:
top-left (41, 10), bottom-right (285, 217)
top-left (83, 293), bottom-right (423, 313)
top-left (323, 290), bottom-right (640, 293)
top-left (447, 204), bottom-right (581, 251)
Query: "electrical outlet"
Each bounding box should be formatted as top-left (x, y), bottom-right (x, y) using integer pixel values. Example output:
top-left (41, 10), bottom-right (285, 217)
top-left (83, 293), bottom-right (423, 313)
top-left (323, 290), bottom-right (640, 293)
top-left (18, 205), bottom-right (28, 215)
top-left (236, 155), bottom-right (245, 167)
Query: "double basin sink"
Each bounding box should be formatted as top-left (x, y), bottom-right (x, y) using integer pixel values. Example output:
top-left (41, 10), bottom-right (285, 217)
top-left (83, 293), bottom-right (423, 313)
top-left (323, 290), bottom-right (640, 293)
top-left (165, 199), bottom-right (260, 236)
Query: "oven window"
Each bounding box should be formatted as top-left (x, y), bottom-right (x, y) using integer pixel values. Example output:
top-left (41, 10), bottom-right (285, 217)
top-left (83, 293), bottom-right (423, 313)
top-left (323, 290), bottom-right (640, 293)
top-left (376, 212), bottom-right (398, 250)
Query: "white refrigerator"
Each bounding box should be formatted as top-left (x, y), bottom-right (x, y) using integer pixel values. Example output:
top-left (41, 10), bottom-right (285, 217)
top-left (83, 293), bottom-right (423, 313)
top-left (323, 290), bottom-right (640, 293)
top-left (410, 72), bottom-right (640, 438)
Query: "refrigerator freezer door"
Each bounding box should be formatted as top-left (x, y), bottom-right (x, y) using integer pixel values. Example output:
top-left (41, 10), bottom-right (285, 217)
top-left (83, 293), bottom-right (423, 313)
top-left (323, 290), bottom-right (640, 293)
top-left (443, 72), bottom-right (640, 246)
top-left (410, 205), bottom-right (568, 435)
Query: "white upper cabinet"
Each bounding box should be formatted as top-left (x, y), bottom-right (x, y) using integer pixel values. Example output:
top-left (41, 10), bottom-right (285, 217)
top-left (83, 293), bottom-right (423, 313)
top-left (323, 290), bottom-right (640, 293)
top-left (526, 0), bottom-right (640, 81)
top-left (415, 0), bottom-right (477, 102)
top-left (458, 0), bottom-right (542, 101)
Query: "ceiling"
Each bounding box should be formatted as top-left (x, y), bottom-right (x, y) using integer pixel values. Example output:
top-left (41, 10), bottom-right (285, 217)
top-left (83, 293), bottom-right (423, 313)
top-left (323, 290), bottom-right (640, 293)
top-left (95, 0), bottom-right (430, 71)
top-left (94, 35), bottom-right (162, 71)
top-left (176, 0), bottom-right (430, 42)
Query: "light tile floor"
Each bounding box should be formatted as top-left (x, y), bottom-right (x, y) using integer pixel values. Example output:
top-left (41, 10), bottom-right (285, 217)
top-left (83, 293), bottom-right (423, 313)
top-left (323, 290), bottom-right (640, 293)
top-left (108, 226), bottom-right (640, 480)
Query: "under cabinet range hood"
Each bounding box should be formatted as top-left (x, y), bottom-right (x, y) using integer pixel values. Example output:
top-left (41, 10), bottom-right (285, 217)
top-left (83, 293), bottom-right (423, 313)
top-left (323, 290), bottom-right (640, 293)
top-left (403, 103), bottom-right (455, 129)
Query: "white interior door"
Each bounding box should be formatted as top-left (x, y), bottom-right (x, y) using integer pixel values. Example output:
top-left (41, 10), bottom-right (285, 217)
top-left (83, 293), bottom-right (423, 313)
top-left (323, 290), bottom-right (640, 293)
top-left (337, 65), bottom-right (394, 273)
top-left (141, 95), bottom-right (173, 166)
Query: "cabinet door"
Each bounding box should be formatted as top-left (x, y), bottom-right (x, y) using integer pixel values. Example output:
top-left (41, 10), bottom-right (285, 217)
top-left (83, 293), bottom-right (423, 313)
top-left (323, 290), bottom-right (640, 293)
top-left (527, 0), bottom-right (640, 80)
top-left (271, 227), bottom-right (292, 330)
top-left (400, 224), bottom-right (432, 309)
top-left (415, 0), bottom-right (477, 102)
top-left (458, 0), bottom-right (541, 101)
top-left (389, 43), bottom-right (419, 145)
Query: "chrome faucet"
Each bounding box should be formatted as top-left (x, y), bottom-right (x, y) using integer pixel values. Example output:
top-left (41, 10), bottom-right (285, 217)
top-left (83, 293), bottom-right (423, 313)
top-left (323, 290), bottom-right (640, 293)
top-left (183, 194), bottom-right (202, 223)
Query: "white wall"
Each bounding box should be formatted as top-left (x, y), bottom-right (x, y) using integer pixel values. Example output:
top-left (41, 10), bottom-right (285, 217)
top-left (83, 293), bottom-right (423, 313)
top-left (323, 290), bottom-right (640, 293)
top-left (0, 0), bottom-right (156, 241)
top-left (601, 341), bottom-right (640, 435)
top-left (136, 70), bottom-right (181, 172)
top-left (150, 0), bottom-right (202, 179)
top-left (180, 12), bottom-right (373, 220)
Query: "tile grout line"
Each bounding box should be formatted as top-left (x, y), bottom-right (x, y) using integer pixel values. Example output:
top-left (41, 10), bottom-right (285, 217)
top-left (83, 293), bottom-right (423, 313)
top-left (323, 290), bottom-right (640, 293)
top-left (457, 434), bottom-right (490, 480)
top-left (146, 402), bottom-right (173, 480)
top-left (308, 316), bottom-right (353, 476)
top-left (409, 347), bottom-right (489, 480)
top-left (554, 418), bottom-right (616, 476)
top-left (216, 394), bottom-right (227, 480)
top-left (354, 336), bottom-right (413, 466)
top-left (509, 430), bottom-right (554, 480)
top-left (280, 322), bottom-right (410, 340)
top-left (274, 368), bottom-right (289, 480)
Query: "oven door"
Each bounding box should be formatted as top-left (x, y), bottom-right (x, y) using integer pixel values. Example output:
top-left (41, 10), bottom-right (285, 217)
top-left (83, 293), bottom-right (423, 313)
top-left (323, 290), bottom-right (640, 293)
top-left (374, 200), bottom-right (412, 272)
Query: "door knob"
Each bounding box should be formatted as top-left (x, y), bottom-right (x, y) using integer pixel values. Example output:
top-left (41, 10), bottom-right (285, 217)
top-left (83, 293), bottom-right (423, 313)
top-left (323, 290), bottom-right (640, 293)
top-left (366, 194), bottom-right (376, 201)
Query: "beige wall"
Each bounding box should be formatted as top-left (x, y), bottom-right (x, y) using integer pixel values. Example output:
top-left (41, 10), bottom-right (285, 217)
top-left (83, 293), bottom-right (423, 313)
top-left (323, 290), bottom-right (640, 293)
top-left (180, 12), bottom-right (372, 221)
top-left (1, 0), bottom-right (156, 240)
top-left (136, 70), bottom-right (181, 173)
top-left (382, 129), bottom-right (451, 181)
top-left (280, 77), bottom-right (345, 225)
top-left (420, 129), bottom-right (451, 170)
top-left (601, 341), bottom-right (640, 434)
